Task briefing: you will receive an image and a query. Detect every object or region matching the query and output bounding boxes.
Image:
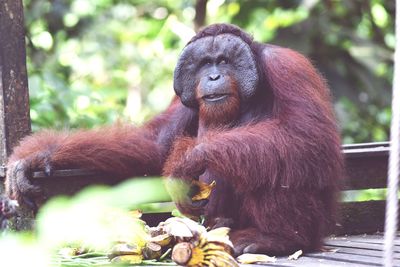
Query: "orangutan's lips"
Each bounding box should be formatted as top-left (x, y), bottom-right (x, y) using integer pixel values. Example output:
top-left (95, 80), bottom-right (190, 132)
top-left (202, 94), bottom-right (229, 102)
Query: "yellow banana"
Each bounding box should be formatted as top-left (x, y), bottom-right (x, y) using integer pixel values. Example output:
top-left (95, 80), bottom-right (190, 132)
top-left (171, 226), bottom-right (238, 267)
top-left (191, 180), bottom-right (216, 201)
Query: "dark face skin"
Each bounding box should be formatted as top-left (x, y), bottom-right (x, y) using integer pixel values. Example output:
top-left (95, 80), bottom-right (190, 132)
top-left (174, 34), bottom-right (259, 122)
top-left (196, 54), bottom-right (232, 103)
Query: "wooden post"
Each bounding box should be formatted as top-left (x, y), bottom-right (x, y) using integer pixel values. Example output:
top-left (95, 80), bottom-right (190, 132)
top-left (0, 0), bottom-right (32, 230)
top-left (194, 0), bottom-right (208, 32)
top-left (0, 0), bottom-right (31, 189)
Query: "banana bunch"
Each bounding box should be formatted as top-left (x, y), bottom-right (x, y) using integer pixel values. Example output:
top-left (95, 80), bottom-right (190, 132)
top-left (171, 226), bottom-right (239, 267)
top-left (150, 217), bottom-right (239, 267)
top-left (108, 211), bottom-right (173, 264)
top-left (58, 178), bottom-right (240, 266)
top-left (107, 216), bottom-right (238, 266)
top-left (106, 180), bottom-right (235, 266)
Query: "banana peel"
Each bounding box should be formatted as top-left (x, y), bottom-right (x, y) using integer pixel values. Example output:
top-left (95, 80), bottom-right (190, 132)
top-left (288, 249), bottom-right (303, 260)
top-left (148, 233), bottom-right (172, 247)
top-left (109, 243), bottom-right (142, 257)
top-left (142, 242), bottom-right (163, 260)
top-left (160, 217), bottom-right (207, 238)
top-left (236, 253), bottom-right (276, 264)
top-left (191, 180), bottom-right (216, 201)
top-left (111, 254), bottom-right (143, 264)
top-left (108, 243), bottom-right (143, 264)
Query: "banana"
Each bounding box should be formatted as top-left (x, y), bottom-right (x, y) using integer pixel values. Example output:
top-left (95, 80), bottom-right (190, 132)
top-left (172, 241), bottom-right (238, 267)
top-left (288, 249), bottom-right (302, 260)
top-left (171, 226), bottom-right (238, 267)
top-left (110, 254), bottom-right (143, 264)
top-left (142, 242), bottom-right (163, 260)
top-left (109, 243), bottom-right (142, 257)
top-left (148, 233), bottom-right (172, 247)
top-left (236, 253), bottom-right (276, 264)
top-left (191, 180), bottom-right (216, 201)
top-left (160, 217), bottom-right (207, 238)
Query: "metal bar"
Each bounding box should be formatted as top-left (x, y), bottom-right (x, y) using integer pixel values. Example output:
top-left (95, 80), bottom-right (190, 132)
top-left (384, 0), bottom-right (400, 265)
top-left (343, 146), bottom-right (390, 158)
top-left (32, 169), bottom-right (104, 179)
top-left (342, 142), bottom-right (390, 149)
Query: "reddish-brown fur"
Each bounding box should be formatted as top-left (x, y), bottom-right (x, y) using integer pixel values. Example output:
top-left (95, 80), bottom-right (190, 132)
top-left (196, 76), bottom-right (240, 131)
top-left (5, 24), bottom-right (343, 256)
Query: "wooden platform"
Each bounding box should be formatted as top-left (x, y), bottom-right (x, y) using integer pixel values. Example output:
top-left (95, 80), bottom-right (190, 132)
top-left (261, 234), bottom-right (399, 267)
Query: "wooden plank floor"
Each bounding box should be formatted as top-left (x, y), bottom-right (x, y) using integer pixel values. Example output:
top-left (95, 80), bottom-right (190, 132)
top-left (255, 234), bottom-right (400, 267)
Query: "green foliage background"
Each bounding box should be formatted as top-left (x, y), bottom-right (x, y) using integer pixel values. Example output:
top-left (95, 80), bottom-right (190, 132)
top-left (24, 0), bottom-right (394, 144)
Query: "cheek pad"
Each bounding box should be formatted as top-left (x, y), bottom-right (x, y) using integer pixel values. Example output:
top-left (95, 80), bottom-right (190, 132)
top-left (173, 44), bottom-right (199, 108)
top-left (227, 40), bottom-right (259, 99)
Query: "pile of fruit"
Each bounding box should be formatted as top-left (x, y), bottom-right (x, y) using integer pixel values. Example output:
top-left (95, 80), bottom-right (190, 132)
top-left (56, 179), bottom-right (286, 266)
top-left (59, 179), bottom-right (240, 266)
top-left (110, 216), bottom-right (238, 266)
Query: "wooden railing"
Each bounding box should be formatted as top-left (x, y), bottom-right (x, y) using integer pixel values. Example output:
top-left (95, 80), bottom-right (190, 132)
top-left (26, 141), bottom-right (392, 235)
top-left (338, 142), bottom-right (390, 235)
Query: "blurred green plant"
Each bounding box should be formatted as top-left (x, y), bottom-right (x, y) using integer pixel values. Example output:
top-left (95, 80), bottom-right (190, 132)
top-left (0, 177), bottom-right (174, 267)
